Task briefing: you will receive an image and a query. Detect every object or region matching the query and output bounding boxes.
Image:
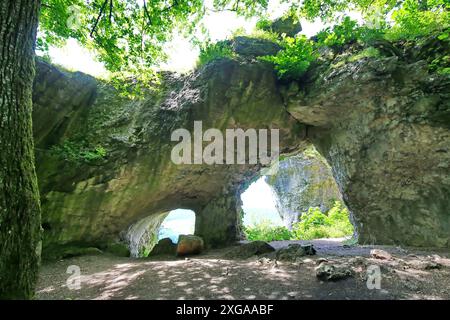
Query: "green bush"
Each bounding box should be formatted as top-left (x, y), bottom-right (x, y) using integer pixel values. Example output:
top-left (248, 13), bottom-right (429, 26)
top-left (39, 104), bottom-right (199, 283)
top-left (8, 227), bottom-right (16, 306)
top-left (292, 201), bottom-right (354, 240)
top-left (197, 41), bottom-right (235, 67)
top-left (243, 220), bottom-right (292, 242)
top-left (51, 140), bottom-right (107, 164)
top-left (316, 17), bottom-right (385, 47)
top-left (386, 0), bottom-right (449, 41)
top-left (260, 35), bottom-right (318, 80)
top-left (243, 201), bottom-right (353, 241)
top-left (259, 1), bottom-right (449, 80)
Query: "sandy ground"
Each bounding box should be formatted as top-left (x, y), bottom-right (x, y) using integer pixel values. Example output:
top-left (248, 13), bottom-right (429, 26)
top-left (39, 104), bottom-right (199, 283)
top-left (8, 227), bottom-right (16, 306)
top-left (36, 239), bottom-right (450, 300)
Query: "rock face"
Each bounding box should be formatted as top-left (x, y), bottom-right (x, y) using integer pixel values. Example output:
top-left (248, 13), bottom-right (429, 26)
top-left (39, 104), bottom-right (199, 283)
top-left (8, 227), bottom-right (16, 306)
top-left (229, 36), bottom-right (281, 58)
top-left (32, 37), bottom-right (450, 255)
top-left (285, 44), bottom-right (450, 247)
top-left (149, 238), bottom-right (177, 256)
top-left (123, 212), bottom-right (168, 257)
top-left (33, 57), bottom-right (303, 256)
top-left (261, 16), bottom-right (302, 37)
top-left (265, 147), bottom-right (343, 229)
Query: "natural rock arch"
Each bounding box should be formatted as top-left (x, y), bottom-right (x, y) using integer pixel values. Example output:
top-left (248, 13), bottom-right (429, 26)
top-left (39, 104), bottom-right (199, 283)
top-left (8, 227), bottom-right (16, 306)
top-left (32, 40), bottom-right (450, 256)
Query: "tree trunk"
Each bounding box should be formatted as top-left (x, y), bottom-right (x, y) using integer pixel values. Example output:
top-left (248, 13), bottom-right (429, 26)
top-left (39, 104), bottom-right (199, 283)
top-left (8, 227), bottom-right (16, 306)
top-left (0, 0), bottom-right (41, 299)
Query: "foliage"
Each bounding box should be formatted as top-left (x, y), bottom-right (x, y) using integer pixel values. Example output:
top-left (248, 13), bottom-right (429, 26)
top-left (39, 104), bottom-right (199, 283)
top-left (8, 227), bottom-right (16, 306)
top-left (244, 201), bottom-right (353, 241)
top-left (386, 0), bottom-right (450, 41)
top-left (255, 17), bottom-right (272, 31)
top-left (232, 27), bottom-right (281, 43)
top-left (37, 1), bottom-right (449, 86)
top-left (51, 140), bottom-right (107, 163)
top-left (316, 16), bottom-right (361, 47)
top-left (197, 41), bottom-right (235, 67)
top-left (291, 201), bottom-right (354, 240)
top-left (38, 0), bottom-right (270, 88)
top-left (260, 35), bottom-right (318, 80)
top-left (347, 46), bottom-right (381, 62)
top-left (243, 220), bottom-right (292, 242)
top-left (259, 0), bottom-right (448, 80)
top-left (316, 17), bottom-right (384, 48)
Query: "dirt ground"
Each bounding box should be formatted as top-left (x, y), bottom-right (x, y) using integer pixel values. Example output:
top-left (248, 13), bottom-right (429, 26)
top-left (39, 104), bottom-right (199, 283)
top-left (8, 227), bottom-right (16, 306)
top-left (36, 239), bottom-right (450, 300)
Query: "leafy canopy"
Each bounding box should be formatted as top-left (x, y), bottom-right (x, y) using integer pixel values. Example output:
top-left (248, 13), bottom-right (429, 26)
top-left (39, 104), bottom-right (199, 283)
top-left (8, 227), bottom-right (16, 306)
top-left (259, 0), bottom-right (449, 79)
top-left (38, 0), bottom-right (449, 83)
top-left (38, 0), bottom-right (269, 81)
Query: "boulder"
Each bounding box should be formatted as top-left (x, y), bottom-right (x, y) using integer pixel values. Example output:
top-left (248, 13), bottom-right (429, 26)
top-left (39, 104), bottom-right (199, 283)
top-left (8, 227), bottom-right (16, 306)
top-left (149, 237), bottom-right (177, 256)
top-left (224, 241), bottom-right (275, 259)
top-left (230, 36), bottom-right (281, 57)
top-left (176, 235), bottom-right (204, 256)
top-left (261, 16), bottom-right (302, 37)
top-left (276, 244), bottom-right (316, 261)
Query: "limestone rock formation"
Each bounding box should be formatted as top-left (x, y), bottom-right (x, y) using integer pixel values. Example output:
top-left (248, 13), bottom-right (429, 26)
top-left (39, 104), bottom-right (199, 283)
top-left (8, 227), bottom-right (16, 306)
top-left (33, 57), bottom-right (303, 257)
top-left (229, 36), bottom-right (281, 58)
top-left (260, 16), bottom-right (302, 37)
top-left (124, 213), bottom-right (168, 258)
top-left (32, 36), bottom-right (450, 257)
top-left (149, 238), bottom-right (177, 256)
top-left (284, 43), bottom-right (450, 247)
top-left (265, 147), bottom-right (343, 229)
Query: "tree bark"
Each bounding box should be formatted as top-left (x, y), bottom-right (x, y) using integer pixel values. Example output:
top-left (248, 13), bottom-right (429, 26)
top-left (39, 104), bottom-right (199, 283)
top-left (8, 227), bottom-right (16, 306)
top-left (0, 0), bottom-right (41, 299)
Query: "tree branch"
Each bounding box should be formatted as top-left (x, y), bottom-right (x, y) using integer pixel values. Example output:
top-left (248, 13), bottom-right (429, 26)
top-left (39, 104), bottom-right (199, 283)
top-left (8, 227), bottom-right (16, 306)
top-left (109, 0), bottom-right (113, 23)
top-left (90, 0), bottom-right (109, 38)
top-left (143, 0), bottom-right (153, 26)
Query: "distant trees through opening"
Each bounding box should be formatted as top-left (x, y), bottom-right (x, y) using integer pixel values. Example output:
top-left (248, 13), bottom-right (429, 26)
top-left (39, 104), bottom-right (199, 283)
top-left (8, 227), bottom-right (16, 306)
top-left (240, 172), bottom-right (354, 243)
top-left (158, 209), bottom-right (196, 244)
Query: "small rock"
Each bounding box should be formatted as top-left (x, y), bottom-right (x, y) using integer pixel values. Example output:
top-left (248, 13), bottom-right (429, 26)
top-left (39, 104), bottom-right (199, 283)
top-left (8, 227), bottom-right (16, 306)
top-left (408, 259), bottom-right (441, 270)
top-left (316, 263), bottom-right (353, 281)
top-left (370, 249), bottom-right (392, 260)
top-left (316, 258), bottom-right (328, 265)
top-left (348, 256), bottom-right (366, 266)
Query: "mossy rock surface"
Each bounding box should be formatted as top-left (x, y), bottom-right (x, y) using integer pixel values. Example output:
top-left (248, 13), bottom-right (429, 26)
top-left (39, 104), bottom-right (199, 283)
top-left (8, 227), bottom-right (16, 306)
top-left (105, 243), bottom-right (130, 257)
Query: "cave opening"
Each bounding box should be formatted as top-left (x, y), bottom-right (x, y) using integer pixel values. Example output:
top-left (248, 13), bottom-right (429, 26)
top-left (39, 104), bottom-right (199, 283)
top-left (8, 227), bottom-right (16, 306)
top-left (240, 176), bottom-right (286, 240)
top-left (239, 147), bottom-right (355, 243)
top-left (124, 209), bottom-right (196, 258)
top-left (158, 209), bottom-right (196, 244)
